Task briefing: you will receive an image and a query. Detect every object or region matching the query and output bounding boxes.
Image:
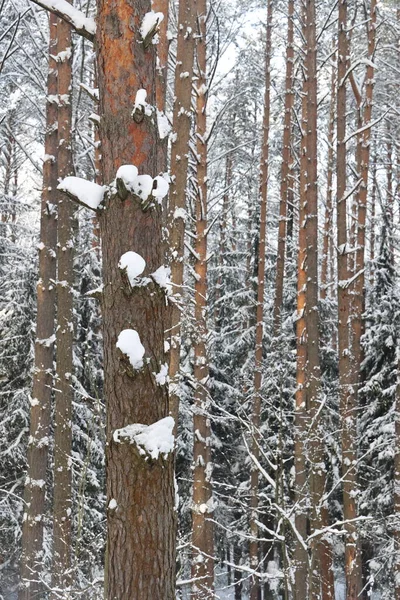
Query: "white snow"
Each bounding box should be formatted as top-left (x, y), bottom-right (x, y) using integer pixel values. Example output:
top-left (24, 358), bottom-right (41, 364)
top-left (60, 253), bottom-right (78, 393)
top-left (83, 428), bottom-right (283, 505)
top-left (57, 176), bottom-right (105, 210)
top-left (140, 11), bottom-right (164, 40)
top-left (155, 363), bottom-right (168, 385)
top-left (152, 175), bottom-right (169, 200)
top-left (174, 207), bottom-right (187, 221)
top-left (113, 416), bottom-right (174, 460)
top-left (52, 47), bottom-right (72, 62)
top-left (108, 498), bottom-right (117, 510)
top-left (38, 0), bottom-right (96, 37)
top-left (157, 110), bottom-right (170, 139)
top-left (132, 89), bottom-right (153, 117)
top-left (116, 165), bottom-right (139, 189)
top-left (118, 251), bottom-right (146, 286)
top-left (151, 265), bottom-right (172, 295)
top-left (116, 329), bottom-right (145, 369)
top-left (131, 174), bottom-right (154, 201)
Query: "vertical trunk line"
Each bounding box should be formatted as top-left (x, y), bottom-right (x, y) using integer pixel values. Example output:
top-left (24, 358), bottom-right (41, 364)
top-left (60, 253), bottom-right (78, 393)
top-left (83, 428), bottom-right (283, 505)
top-left (249, 3), bottom-right (272, 599)
top-left (52, 12), bottom-right (74, 593)
top-left (19, 14), bottom-right (59, 600)
top-left (168, 0), bottom-right (197, 436)
top-left (191, 0), bottom-right (214, 596)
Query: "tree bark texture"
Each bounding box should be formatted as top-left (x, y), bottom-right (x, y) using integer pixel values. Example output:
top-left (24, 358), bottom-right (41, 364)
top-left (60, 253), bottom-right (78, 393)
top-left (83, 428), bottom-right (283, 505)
top-left (96, 0), bottom-right (175, 597)
top-left (272, 0), bottom-right (294, 336)
top-left (321, 47), bottom-right (336, 302)
top-left (191, 0), bottom-right (214, 597)
top-left (304, 2), bottom-right (334, 598)
top-left (293, 6), bottom-right (309, 598)
top-left (168, 0), bottom-right (197, 436)
top-left (337, 2), bottom-right (363, 598)
top-left (52, 13), bottom-right (74, 593)
top-left (19, 13), bottom-right (58, 600)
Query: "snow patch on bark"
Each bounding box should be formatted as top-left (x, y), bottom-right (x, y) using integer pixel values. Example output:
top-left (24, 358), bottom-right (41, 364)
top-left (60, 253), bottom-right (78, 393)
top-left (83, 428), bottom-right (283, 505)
top-left (151, 266), bottom-right (172, 295)
top-left (113, 416), bottom-right (174, 460)
top-left (118, 251), bottom-right (146, 286)
top-left (116, 329), bottom-right (145, 369)
top-left (140, 11), bottom-right (164, 41)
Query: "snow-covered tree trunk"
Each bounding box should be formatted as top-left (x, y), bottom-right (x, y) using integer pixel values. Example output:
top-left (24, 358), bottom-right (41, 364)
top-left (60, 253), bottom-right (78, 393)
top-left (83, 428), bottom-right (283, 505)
top-left (272, 0), bottom-right (293, 336)
top-left (304, 2), bottom-right (333, 597)
top-left (52, 13), bottom-right (74, 592)
top-left (337, 0), bottom-right (363, 597)
top-left (293, 7), bottom-right (310, 598)
top-left (95, 0), bottom-right (176, 597)
top-left (191, 0), bottom-right (214, 596)
top-left (168, 0), bottom-right (197, 434)
top-left (249, 2), bottom-right (272, 598)
top-left (321, 46), bottom-right (336, 302)
top-left (19, 13), bottom-right (59, 600)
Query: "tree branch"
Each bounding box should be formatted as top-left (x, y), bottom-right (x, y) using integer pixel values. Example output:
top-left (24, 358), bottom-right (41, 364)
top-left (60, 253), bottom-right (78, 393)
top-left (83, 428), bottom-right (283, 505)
top-left (30, 0), bottom-right (96, 42)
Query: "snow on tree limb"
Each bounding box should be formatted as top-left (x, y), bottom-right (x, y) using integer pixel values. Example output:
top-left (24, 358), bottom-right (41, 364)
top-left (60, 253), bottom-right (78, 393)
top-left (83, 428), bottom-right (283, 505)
top-left (30, 0), bottom-right (96, 42)
top-left (57, 177), bottom-right (105, 211)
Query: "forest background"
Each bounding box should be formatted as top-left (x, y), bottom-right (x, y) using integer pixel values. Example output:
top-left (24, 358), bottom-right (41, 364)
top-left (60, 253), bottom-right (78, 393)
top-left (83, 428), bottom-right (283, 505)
top-left (0, 0), bottom-right (399, 599)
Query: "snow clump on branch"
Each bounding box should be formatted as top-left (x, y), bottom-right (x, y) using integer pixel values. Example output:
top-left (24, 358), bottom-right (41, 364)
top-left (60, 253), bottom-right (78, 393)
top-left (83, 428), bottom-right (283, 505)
top-left (140, 11), bottom-right (164, 46)
top-left (116, 329), bottom-right (145, 370)
top-left (118, 251), bottom-right (146, 286)
top-left (113, 416), bottom-right (174, 460)
top-left (57, 177), bottom-right (106, 210)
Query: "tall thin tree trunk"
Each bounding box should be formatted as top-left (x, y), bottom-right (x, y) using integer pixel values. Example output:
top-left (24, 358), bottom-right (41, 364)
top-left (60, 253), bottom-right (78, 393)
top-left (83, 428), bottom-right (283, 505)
top-left (249, 4), bottom-right (272, 599)
top-left (95, 0), bottom-right (176, 596)
top-left (52, 13), bottom-right (74, 593)
top-left (273, 0), bottom-right (294, 336)
top-left (346, 3), bottom-right (377, 598)
top-left (337, 1), bottom-right (363, 598)
top-left (293, 7), bottom-right (310, 599)
top-left (321, 48), bottom-right (336, 302)
top-left (168, 0), bottom-right (197, 435)
top-left (304, 2), bottom-right (334, 598)
top-left (191, 0), bottom-right (214, 596)
top-left (19, 14), bottom-right (58, 600)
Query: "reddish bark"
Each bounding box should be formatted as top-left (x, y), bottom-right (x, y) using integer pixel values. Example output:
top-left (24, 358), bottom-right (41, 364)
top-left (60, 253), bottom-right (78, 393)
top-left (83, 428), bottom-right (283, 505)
top-left (96, 0), bottom-right (175, 597)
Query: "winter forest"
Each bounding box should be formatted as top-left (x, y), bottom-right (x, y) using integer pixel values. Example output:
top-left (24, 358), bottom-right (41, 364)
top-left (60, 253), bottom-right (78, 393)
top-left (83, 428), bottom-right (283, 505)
top-left (1, 0), bottom-right (400, 598)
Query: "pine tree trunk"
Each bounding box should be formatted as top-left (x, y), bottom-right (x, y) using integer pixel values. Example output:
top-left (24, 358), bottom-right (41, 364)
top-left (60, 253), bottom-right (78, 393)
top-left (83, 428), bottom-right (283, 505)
top-left (346, 3), bottom-right (377, 598)
top-left (249, 3), bottom-right (272, 599)
top-left (52, 14), bottom-right (74, 593)
top-left (191, 0), bottom-right (214, 596)
top-left (337, 1), bottom-right (363, 598)
top-left (19, 14), bottom-right (58, 600)
top-left (168, 0), bottom-right (197, 435)
top-left (304, 2), bottom-right (334, 598)
top-left (95, 0), bottom-right (176, 596)
top-left (293, 6), bottom-right (309, 598)
top-left (321, 48), bottom-right (336, 302)
top-left (273, 0), bottom-right (294, 336)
